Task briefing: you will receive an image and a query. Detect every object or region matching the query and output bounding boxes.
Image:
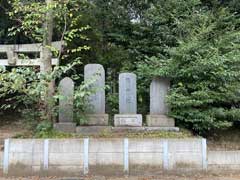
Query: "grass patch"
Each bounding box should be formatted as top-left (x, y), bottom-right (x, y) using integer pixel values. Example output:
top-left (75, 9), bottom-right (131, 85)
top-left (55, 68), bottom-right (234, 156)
top-left (13, 128), bottom-right (197, 139)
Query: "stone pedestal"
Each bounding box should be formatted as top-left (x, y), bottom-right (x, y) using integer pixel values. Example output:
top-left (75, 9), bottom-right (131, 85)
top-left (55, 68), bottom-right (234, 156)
top-left (76, 126), bottom-right (179, 135)
top-left (54, 123), bottom-right (76, 133)
top-left (146, 77), bottom-right (177, 129)
top-left (114, 114), bottom-right (142, 127)
top-left (83, 114), bottom-right (109, 126)
top-left (146, 115), bottom-right (175, 127)
top-left (114, 73), bottom-right (142, 127)
top-left (76, 126), bottom-right (111, 135)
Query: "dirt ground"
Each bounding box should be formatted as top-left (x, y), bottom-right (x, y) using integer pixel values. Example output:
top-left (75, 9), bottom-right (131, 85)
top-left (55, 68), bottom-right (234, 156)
top-left (0, 170), bottom-right (240, 180)
top-left (1, 174), bottom-right (240, 180)
top-left (0, 115), bottom-right (26, 151)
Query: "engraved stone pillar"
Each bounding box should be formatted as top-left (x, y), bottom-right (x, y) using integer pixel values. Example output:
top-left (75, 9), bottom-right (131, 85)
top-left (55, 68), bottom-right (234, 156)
top-left (54, 77), bottom-right (76, 132)
top-left (114, 73), bottom-right (142, 126)
top-left (84, 64), bottom-right (108, 125)
top-left (146, 77), bottom-right (175, 127)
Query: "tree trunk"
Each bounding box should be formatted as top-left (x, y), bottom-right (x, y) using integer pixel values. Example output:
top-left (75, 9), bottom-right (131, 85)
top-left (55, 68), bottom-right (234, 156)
top-left (42, 0), bottom-right (55, 122)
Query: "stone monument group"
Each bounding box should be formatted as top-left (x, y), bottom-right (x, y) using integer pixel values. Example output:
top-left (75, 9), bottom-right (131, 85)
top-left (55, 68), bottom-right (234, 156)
top-left (55, 64), bottom-right (176, 133)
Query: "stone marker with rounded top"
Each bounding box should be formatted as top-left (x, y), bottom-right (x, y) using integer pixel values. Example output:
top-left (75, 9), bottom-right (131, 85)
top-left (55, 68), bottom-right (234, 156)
top-left (84, 64), bottom-right (108, 125)
top-left (114, 73), bottom-right (142, 127)
top-left (146, 77), bottom-right (175, 127)
top-left (54, 77), bottom-right (76, 132)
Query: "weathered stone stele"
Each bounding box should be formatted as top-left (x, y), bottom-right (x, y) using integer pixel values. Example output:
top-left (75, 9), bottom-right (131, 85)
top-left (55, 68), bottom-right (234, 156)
top-left (59, 77), bottom-right (74, 122)
top-left (150, 77), bottom-right (170, 114)
top-left (146, 77), bottom-right (175, 127)
top-left (54, 77), bottom-right (76, 133)
top-left (84, 64), bottom-right (105, 114)
top-left (119, 73), bottom-right (137, 114)
top-left (114, 73), bottom-right (142, 127)
top-left (84, 64), bottom-right (108, 125)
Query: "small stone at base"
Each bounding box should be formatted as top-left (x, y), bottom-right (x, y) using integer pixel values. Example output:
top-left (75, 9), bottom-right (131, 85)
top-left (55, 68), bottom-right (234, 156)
top-left (54, 123), bottom-right (76, 133)
top-left (76, 126), bottom-right (111, 135)
top-left (146, 115), bottom-right (175, 127)
top-left (114, 114), bottom-right (142, 127)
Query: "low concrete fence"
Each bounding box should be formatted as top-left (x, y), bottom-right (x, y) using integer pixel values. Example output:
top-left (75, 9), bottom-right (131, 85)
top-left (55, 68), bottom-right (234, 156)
top-left (2, 138), bottom-right (240, 176)
top-left (1, 138), bottom-right (207, 176)
top-left (208, 151), bottom-right (240, 170)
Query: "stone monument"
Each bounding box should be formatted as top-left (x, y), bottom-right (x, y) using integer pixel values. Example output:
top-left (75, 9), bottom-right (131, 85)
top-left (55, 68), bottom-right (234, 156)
top-left (84, 64), bottom-right (108, 125)
top-left (146, 77), bottom-right (175, 127)
top-left (54, 77), bottom-right (76, 132)
top-left (114, 73), bottom-right (142, 126)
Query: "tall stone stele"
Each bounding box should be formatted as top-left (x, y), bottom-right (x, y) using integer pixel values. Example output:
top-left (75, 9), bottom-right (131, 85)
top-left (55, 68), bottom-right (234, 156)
top-left (114, 73), bottom-right (142, 126)
top-left (146, 77), bottom-right (175, 127)
top-left (54, 77), bottom-right (76, 133)
top-left (84, 64), bottom-right (108, 125)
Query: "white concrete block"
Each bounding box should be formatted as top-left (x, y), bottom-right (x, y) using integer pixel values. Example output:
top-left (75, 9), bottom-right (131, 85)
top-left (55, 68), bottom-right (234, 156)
top-left (129, 153), bottom-right (163, 165)
top-left (129, 139), bottom-right (163, 153)
top-left (168, 139), bottom-right (202, 153)
top-left (49, 153), bottom-right (83, 166)
top-left (89, 153), bottom-right (123, 165)
top-left (32, 165), bottom-right (41, 172)
top-left (32, 153), bottom-right (44, 166)
top-left (9, 139), bottom-right (43, 153)
top-left (49, 139), bottom-right (84, 153)
top-left (168, 153), bottom-right (202, 169)
top-left (208, 151), bottom-right (240, 165)
top-left (89, 139), bottom-right (123, 153)
top-left (9, 153), bottom-right (32, 165)
top-left (49, 165), bottom-right (84, 174)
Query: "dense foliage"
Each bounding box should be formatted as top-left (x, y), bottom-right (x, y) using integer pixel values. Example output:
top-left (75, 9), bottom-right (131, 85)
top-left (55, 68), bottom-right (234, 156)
top-left (0, 0), bottom-right (93, 129)
top-left (0, 0), bottom-right (240, 135)
top-left (166, 8), bottom-right (240, 134)
top-left (137, 1), bottom-right (240, 134)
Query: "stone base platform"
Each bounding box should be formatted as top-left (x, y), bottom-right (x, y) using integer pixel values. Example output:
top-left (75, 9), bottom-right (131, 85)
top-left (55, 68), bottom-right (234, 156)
top-left (114, 114), bottom-right (142, 127)
top-left (82, 114), bottom-right (109, 126)
top-left (112, 126), bottom-right (179, 132)
top-left (146, 115), bottom-right (175, 127)
top-left (76, 126), bottom-right (111, 135)
top-left (54, 123), bottom-right (76, 133)
top-left (76, 126), bottom-right (179, 135)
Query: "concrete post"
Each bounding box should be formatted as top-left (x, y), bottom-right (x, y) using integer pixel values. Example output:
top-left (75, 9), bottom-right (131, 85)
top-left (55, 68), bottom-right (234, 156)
top-left (202, 138), bottom-right (207, 170)
top-left (43, 139), bottom-right (49, 170)
top-left (124, 138), bottom-right (129, 174)
top-left (3, 139), bottom-right (10, 175)
top-left (83, 138), bottom-right (89, 175)
top-left (163, 140), bottom-right (169, 170)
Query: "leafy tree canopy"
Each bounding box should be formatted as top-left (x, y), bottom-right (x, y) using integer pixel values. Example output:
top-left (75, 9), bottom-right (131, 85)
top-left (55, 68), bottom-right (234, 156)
top-left (0, 0), bottom-right (239, 135)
